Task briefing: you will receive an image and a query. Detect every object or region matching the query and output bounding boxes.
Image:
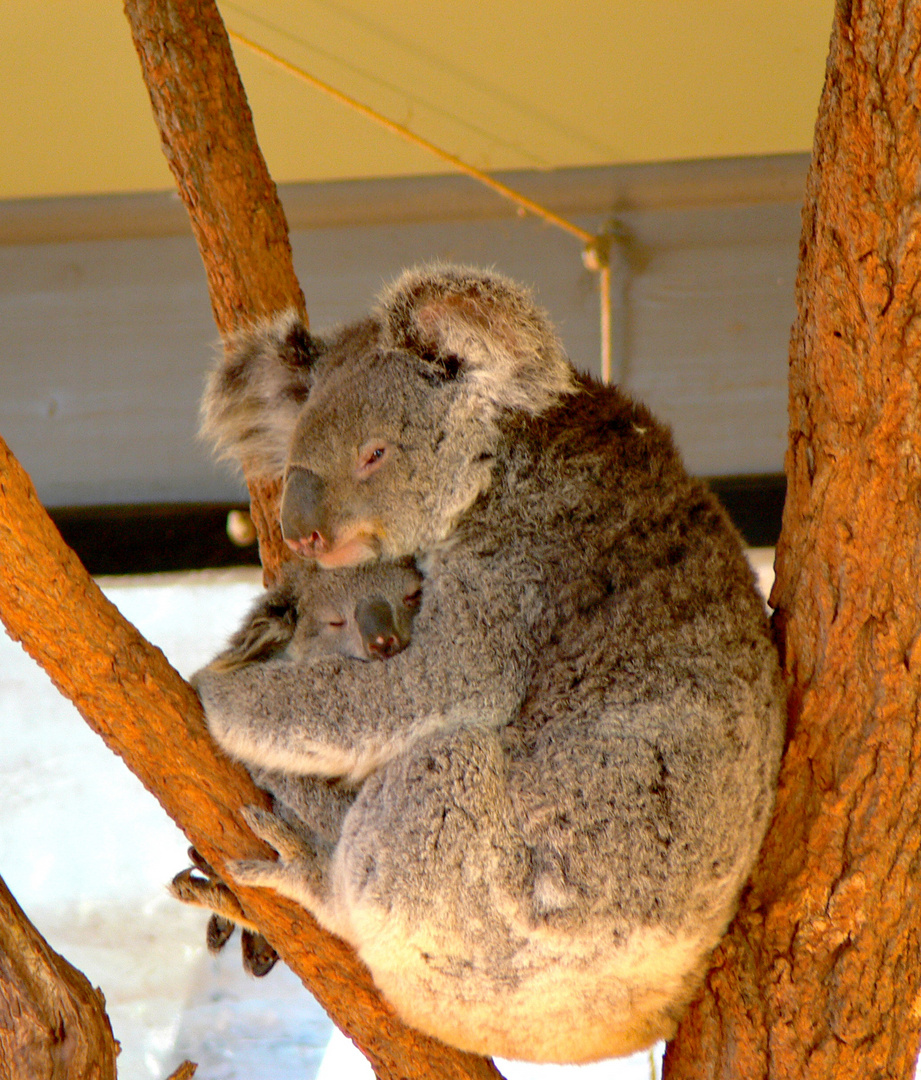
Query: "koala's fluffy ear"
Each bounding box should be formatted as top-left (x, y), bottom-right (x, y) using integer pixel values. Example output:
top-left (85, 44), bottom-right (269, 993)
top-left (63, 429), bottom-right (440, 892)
top-left (201, 311), bottom-right (322, 478)
top-left (378, 265), bottom-right (576, 417)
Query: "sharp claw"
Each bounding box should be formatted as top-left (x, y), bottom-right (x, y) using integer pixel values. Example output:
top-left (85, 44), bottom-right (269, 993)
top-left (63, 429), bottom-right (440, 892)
top-left (187, 846), bottom-right (216, 876)
top-left (207, 913), bottom-right (236, 952)
top-left (242, 929), bottom-right (280, 977)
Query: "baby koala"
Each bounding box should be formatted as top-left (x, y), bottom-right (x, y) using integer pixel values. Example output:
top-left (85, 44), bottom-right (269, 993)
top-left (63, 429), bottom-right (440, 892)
top-left (173, 556), bottom-right (423, 975)
top-left (210, 556), bottom-right (422, 672)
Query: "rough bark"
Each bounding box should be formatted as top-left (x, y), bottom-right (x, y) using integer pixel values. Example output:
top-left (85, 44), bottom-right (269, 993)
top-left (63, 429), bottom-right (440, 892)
top-left (123, 0), bottom-right (303, 576)
top-left (664, 3), bottom-right (921, 1077)
top-left (0, 872), bottom-right (118, 1080)
top-left (0, 2), bottom-right (502, 1078)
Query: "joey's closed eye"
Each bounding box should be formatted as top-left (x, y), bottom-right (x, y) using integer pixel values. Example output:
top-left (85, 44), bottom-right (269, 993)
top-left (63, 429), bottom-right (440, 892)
top-left (357, 440), bottom-right (390, 478)
top-left (403, 588), bottom-right (422, 610)
top-left (317, 607), bottom-right (346, 629)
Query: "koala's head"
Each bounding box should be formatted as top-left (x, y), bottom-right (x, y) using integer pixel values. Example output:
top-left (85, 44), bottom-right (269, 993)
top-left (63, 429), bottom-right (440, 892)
top-left (202, 265), bottom-right (575, 566)
top-left (291, 560), bottom-right (423, 662)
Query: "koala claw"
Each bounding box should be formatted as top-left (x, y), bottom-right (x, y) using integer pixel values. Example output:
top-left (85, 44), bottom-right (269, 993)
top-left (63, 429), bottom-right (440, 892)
top-left (172, 856), bottom-right (281, 977)
top-left (206, 913), bottom-right (236, 951)
top-left (241, 928), bottom-right (280, 977)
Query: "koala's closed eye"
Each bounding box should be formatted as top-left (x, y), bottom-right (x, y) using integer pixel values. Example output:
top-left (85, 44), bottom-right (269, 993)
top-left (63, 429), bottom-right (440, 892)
top-left (357, 441), bottom-right (390, 479)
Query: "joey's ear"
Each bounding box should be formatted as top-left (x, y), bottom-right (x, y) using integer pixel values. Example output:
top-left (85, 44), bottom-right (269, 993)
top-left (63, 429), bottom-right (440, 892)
top-left (200, 311), bottom-right (323, 478)
top-left (377, 264), bottom-right (576, 416)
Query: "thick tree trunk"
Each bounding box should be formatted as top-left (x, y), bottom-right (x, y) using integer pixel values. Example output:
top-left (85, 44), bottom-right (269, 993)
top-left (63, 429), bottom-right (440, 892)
top-left (0, 873), bottom-right (117, 1080)
top-left (665, 3), bottom-right (921, 1076)
top-left (0, 2), bottom-right (502, 1079)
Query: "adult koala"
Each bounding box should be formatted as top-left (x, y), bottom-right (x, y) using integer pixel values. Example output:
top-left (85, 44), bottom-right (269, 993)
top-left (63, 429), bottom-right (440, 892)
top-left (193, 265), bottom-right (785, 1063)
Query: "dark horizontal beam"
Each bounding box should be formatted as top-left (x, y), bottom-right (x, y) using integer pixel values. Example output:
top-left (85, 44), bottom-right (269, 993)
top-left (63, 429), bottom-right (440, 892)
top-left (49, 502), bottom-right (261, 577)
top-left (48, 475), bottom-right (785, 578)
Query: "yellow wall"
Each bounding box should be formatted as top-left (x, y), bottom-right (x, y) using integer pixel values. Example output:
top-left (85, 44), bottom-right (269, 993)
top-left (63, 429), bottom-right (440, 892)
top-left (2, 1), bottom-right (832, 201)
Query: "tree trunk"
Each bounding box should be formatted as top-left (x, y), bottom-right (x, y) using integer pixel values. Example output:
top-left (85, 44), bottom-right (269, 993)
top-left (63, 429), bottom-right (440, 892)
top-left (664, 2), bottom-right (921, 1076)
top-left (0, 873), bottom-right (118, 1080)
top-left (0, 3), bottom-right (502, 1079)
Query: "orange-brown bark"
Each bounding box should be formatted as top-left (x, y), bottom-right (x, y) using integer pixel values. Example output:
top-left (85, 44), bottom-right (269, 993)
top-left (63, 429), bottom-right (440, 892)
top-left (123, 0), bottom-right (302, 576)
top-left (0, 873), bottom-right (118, 1080)
top-left (665, 3), bottom-right (921, 1076)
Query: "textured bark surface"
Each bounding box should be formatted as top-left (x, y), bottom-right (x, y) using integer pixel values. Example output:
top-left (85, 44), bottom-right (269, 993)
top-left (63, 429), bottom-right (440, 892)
top-left (665, 3), bottom-right (921, 1077)
top-left (124, 0), bottom-right (302, 577)
top-left (122, 0), bottom-right (304, 334)
top-left (0, 873), bottom-right (117, 1080)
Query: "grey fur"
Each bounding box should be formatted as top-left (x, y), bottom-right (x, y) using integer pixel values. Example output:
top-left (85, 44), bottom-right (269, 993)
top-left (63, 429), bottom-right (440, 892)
top-left (194, 264), bottom-right (785, 1063)
top-left (179, 558), bottom-right (422, 976)
top-left (206, 558), bottom-right (422, 671)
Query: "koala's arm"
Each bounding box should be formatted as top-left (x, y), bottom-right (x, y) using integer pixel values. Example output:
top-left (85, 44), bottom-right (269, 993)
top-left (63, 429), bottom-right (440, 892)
top-left (194, 577), bottom-right (529, 783)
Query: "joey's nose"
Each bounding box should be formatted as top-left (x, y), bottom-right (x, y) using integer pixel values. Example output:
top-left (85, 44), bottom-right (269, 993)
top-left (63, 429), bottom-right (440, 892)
top-left (356, 598), bottom-right (403, 659)
top-left (281, 468), bottom-right (329, 554)
top-left (367, 634), bottom-right (401, 659)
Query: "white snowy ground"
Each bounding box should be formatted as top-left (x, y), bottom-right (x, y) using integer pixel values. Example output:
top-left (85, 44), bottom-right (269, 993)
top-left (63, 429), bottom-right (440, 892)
top-left (0, 553), bottom-right (776, 1080)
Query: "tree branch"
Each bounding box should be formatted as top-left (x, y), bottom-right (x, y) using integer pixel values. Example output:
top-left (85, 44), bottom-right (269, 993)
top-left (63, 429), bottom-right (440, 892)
top-left (0, 872), bottom-right (118, 1080)
top-left (124, 0), bottom-right (302, 577)
top-left (664, 3), bottom-right (921, 1075)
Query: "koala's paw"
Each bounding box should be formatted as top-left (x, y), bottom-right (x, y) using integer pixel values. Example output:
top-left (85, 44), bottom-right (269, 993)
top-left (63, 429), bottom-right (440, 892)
top-left (206, 913), bottom-right (236, 951)
top-left (207, 915), bottom-right (279, 977)
top-left (170, 865), bottom-right (253, 929)
top-left (241, 928), bottom-right (280, 977)
top-left (171, 851), bottom-right (280, 976)
top-left (226, 805), bottom-right (331, 915)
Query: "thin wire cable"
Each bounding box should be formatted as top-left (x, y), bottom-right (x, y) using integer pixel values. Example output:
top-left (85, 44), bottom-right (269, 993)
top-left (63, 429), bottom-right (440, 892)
top-left (227, 27), bottom-right (615, 378)
top-left (228, 29), bottom-right (595, 245)
top-left (599, 262), bottom-right (612, 383)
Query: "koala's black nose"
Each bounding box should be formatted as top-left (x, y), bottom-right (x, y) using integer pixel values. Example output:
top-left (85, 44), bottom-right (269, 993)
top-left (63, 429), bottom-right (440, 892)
top-left (356, 597), bottom-right (403, 659)
top-left (281, 468), bottom-right (329, 555)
